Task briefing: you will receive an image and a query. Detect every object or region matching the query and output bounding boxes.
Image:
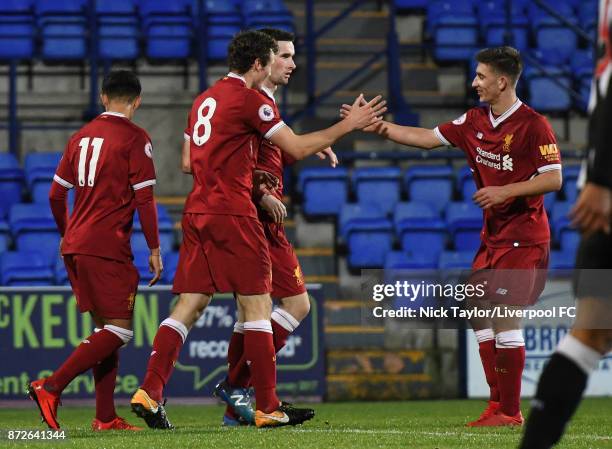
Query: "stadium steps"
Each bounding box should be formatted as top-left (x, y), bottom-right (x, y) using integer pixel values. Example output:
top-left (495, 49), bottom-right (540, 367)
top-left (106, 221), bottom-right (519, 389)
top-left (295, 247), bottom-right (335, 276)
top-left (324, 324), bottom-right (386, 349)
top-left (305, 275), bottom-right (339, 299)
top-left (326, 373), bottom-right (435, 401)
top-left (327, 349), bottom-right (427, 375)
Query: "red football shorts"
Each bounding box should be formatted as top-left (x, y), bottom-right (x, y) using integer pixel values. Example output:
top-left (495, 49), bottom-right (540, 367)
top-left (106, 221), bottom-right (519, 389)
top-left (172, 213), bottom-right (272, 295)
top-left (469, 242), bottom-right (550, 306)
top-left (262, 221), bottom-right (307, 299)
top-left (64, 254), bottom-right (139, 319)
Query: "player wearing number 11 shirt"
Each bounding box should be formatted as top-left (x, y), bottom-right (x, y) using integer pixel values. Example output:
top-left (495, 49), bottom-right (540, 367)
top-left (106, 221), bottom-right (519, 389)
top-left (130, 30), bottom-right (386, 429)
top-left (28, 71), bottom-right (161, 431)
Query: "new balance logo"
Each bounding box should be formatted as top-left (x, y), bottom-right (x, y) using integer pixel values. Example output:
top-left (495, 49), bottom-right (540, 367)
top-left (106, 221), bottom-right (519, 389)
top-left (502, 154), bottom-right (513, 171)
top-left (477, 132), bottom-right (483, 139)
top-left (496, 288), bottom-right (508, 295)
top-left (82, 339), bottom-right (91, 344)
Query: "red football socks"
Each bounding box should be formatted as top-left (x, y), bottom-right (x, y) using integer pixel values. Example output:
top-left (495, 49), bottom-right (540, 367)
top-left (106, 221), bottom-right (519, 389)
top-left (46, 327), bottom-right (127, 394)
top-left (93, 347), bottom-right (119, 423)
top-left (141, 319), bottom-right (188, 402)
top-left (496, 346), bottom-right (526, 416)
top-left (479, 339), bottom-right (500, 402)
top-left (270, 308), bottom-right (300, 353)
top-left (244, 321), bottom-right (279, 413)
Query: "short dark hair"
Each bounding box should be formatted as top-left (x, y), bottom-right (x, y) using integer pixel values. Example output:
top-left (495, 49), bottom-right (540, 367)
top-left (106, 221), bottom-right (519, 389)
top-left (475, 46), bottom-right (523, 84)
top-left (228, 30), bottom-right (278, 74)
top-left (257, 28), bottom-right (295, 44)
top-left (101, 70), bottom-right (141, 102)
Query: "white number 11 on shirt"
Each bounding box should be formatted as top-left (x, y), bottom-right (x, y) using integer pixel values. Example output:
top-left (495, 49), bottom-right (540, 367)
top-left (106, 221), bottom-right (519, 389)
top-left (78, 137), bottom-right (104, 187)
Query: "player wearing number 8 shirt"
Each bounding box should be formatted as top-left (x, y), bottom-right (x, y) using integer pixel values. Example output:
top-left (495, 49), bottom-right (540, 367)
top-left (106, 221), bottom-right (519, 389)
top-left (28, 71), bottom-right (162, 431)
top-left (130, 30), bottom-right (386, 429)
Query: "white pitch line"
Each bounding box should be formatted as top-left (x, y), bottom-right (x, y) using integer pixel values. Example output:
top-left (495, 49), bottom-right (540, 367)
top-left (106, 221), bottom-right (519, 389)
top-left (288, 428), bottom-right (612, 442)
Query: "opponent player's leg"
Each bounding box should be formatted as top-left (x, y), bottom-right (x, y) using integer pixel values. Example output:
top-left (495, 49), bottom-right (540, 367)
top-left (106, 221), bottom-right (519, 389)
top-left (238, 293), bottom-right (314, 428)
top-left (520, 298), bottom-right (612, 449)
top-left (131, 292), bottom-right (211, 429)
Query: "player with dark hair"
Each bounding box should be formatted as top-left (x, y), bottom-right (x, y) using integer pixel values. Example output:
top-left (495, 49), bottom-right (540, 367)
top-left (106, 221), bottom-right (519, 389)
top-left (206, 27), bottom-right (337, 427)
top-left (28, 70), bottom-right (162, 431)
top-left (130, 30), bottom-right (385, 429)
top-left (520, 1), bottom-right (612, 447)
top-left (342, 45), bottom-right (562, 427)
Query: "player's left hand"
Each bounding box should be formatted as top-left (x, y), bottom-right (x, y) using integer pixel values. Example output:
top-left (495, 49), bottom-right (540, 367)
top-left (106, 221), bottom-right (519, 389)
top-left (316, 147), bottom-right (338, 167)
top-left (148, 249), bottom-right (163, 286)
top-left (254, 170), bottom-right (279, 193)
top-left (473, 186), bottom-right (509, 209)
top-left (260, 194), bottom-right (287, 223)
top-left (570, 182), bottom-right (612, 236)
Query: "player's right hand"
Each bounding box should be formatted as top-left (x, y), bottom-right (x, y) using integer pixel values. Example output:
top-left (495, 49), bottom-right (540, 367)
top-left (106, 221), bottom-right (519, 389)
top-left (260, 194), bottom-right (287, 223)
top-left (340, 103), bottom-right (385, 133)
top-left (344, 94), bottom-right (386, 130)
top-left (148, 249), bottom-right (163, 286)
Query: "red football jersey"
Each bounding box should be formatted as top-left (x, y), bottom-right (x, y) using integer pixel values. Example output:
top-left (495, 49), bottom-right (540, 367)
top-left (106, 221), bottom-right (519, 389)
top-left (54, 112), bottom-right (156, 261)
top-left (435, 100), bottom-right (562, 248)
top-left (183, 73), bottom-right (286, 217)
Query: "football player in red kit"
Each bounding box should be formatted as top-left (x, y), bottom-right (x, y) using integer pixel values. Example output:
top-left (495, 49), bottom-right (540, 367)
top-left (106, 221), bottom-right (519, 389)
top-left (130, 30), bottom-right (385, 429)
top-left (342, 46), bottom-right (562, 427)
top-left (28, 70), bottom-right (162, 431)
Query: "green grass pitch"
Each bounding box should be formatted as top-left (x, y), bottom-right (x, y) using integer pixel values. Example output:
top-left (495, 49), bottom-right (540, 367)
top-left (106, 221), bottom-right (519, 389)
top-left (1, 399), bottom-right (611, 448)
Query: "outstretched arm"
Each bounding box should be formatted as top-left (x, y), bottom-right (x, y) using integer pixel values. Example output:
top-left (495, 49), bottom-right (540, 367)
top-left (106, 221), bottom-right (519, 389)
top-left (271, 94), bottom-right (386, 160)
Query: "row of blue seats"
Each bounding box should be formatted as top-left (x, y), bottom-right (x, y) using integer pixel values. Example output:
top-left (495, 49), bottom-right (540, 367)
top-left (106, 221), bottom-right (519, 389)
top-left (339, 200), bottom-right (579, 269)
top-left (0, 202), bottom-right (177, 264)
top-left (385, 248), bottom-right (576, 271)
top-left (298, 165), bottom-right (580, 217)
top-left (0, 249), bottom-right (181, 286)
top-left (0, 0), bottom-right (293, 61)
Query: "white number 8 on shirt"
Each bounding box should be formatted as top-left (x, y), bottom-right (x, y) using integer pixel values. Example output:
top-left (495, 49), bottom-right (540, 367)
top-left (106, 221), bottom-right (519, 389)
top-left (192, 97), bottom-right (217, 146)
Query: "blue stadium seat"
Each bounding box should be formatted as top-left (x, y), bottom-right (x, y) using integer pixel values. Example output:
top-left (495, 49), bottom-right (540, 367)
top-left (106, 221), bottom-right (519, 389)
top-left (578, 0), bottom-right (597, 31)
top-left (299, 167), bottom-right (349, 216)
top-left (140, 0), bottom-right (192, 59)
top-left (132, 250), bottom-right (153, 284)
top-left (404, 165), bottom-right (453, 215)
top-left (24, 152), bottom-right (61, 190)
top-left (394, 0), bottom-right (429, 10)
top-left (0, 219), bottom-right (10, 252)
top-left (346, 220), bottom-right (393, 269)
top-left (478, 1), bottom-right (528, 50)
top-left (549, 250), bottom-right (575, 271)
top-left (562, 164), bottom-right (580, 203)
top-left (206, 24), bottom-right (241, 60)
top-left (36, 0), bottom-right (87, 60)
top-left (544, 191), bottom-right (556, 215)
top-left (395, 211), bottom-right (446, 265)
top-left (55, 255), bottom-right (69, 285)
top-left (527, 1), bottom-right (576, 29)
top-left (525, 67), bottom-right (571, 112)
top-left (16, 231), bottom-right (60, 266)
top-left (393, 201), bottom-right (437, 229)
top-left (535, 28), bottom-right (577, 65)
top-left (0, 0), bottom-right (35, 60)
top-left (551, 201), bottom-right (578, 250)
top-left (163, 250), bottom-right (180, 284)
top-left (438, 250), bottom-right (473, 269)
top-left (339, 203), bottom-right (392, 268)
top-left (352, 167), bottom-right (402, 216)
top-left (243, 0), bottom-right (294, 32)
top-left (9, 203), bottom-right (57, 236)
top-left (428, 1), bottom-right (477, 61)
top-left (1, 250), bottom-right (54, 285)
top-left (456, 165), bottom-right (477, 201)
top-left (0, 153), bottom-right (24, 218)
top-left (445, 202), bottom-right (482, 251)
top-left (385, 251), bottom-right (437, 270)
top-left (96, 0), bottom-right (139, 60)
